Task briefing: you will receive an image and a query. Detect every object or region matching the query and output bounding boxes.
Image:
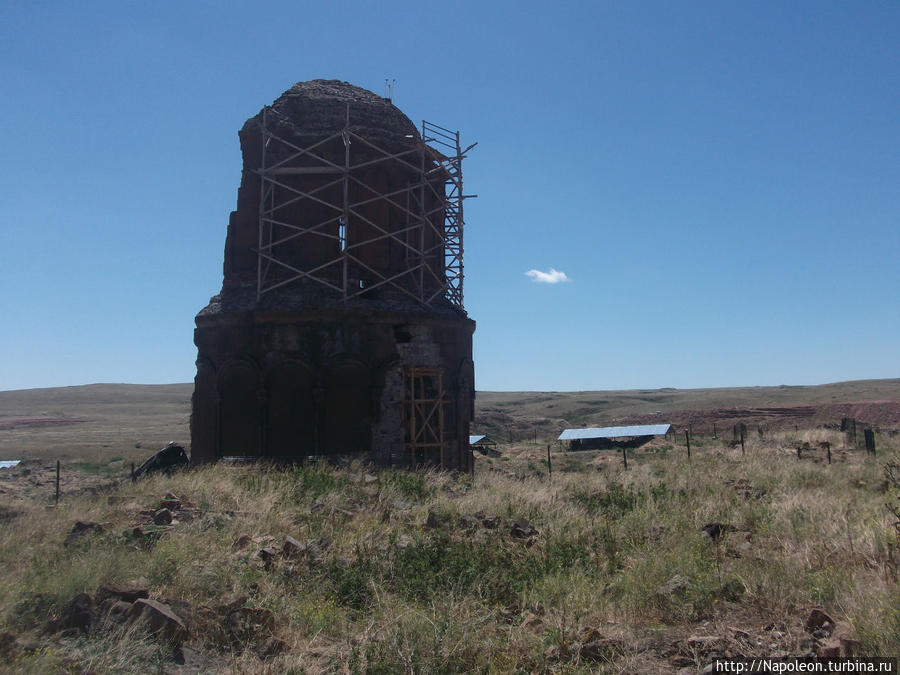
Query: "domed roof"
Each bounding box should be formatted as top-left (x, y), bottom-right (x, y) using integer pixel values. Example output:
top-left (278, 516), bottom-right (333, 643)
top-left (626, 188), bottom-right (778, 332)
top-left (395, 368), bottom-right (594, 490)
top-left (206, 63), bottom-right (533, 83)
top-left (243, 79), bottom-right (419, 147)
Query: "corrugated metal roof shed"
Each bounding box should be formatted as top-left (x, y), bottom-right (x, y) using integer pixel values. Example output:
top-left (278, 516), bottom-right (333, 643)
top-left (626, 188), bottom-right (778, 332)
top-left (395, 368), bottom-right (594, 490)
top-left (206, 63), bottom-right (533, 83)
top-left (557, 424), bottom-right (671, 441)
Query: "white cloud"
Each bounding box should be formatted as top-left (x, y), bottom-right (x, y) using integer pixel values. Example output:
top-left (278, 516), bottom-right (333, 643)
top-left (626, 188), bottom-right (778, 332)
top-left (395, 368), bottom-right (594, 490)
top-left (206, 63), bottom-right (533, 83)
top-left (525, 268), bottom-right (570, 284)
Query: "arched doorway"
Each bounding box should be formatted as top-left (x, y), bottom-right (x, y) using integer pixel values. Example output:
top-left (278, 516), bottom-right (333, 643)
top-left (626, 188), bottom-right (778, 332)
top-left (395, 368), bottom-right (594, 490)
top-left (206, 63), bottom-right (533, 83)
top-left (266, 360), bottom-right (315, 458)
top-left (218, 360), bottom-right (261, 457)
top-left (321, 358), bottom-right (372, 455)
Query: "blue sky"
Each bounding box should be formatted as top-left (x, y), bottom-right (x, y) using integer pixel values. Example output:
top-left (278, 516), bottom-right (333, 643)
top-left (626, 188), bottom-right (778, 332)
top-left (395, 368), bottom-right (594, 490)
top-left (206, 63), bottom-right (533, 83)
top-left (1, 1), bottom-right (897, 392)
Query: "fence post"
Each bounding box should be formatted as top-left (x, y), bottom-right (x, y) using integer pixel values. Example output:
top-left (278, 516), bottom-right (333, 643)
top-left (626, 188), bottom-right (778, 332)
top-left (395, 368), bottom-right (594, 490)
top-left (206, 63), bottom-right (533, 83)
top-left (547, 445), bottom-right (552, 481)
top-left (55, 460), bottom-right (60, 505)
top-left (740, 427), bottom-right (745, 456)
top-left (622, 447), bottom-right (627, 470)
top-left (827, 443), bottom-right (832, 464)
top-left (685, 430), bottom-right (691, 460)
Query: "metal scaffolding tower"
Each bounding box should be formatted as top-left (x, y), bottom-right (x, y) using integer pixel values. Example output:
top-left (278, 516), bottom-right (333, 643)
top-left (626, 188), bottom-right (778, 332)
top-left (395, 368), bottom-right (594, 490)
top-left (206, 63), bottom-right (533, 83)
top-left (255, 106), bottom-right (473, 309)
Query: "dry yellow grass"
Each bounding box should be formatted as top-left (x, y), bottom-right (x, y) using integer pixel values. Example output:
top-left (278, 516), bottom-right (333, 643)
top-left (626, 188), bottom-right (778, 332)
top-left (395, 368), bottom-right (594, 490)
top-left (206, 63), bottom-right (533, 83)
top-left (0, 431), bottom-right (898, 672)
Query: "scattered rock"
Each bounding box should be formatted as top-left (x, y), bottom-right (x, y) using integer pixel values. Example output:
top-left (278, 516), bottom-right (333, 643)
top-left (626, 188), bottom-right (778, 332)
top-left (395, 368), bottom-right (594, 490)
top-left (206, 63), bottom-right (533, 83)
top-left (97, 583), bottom-right (149, 603)
top-left (818, 638), bottom-right (842, 657)
top-left (104, 600), bottom-right (133, 624)
top-left (51, 593), bottom-right (96, 634)
top-left (700, 523), bottom-right (735, 541)
top-left (258, 547), bottom-right (278, 567)
top-left (152, 508), bottom-right (173, 526)
top-left (658, 574), bottom-right (688, 597)
top-left (482, 515), bottom-right (499, 529)
top-left (282, 535), bottom-right (304, 558)
top-left (160, 497), bottom-right (182, 511)
top-left (839, 635), bottom-right (862, 656)
top-left (64, 521), bottom-right (104, 547)
top-left (127, 598), bottom-right (188, 644)
top-left (232, 534), bottom-right (253, 549)
top-left (363, 473), bottom-right (378, 484)
top-left (805, 608), bottom-right (835, 634)
top-left (510, 517), bottom-right (536, 538)
top-left (133, 442), bottom-right (189, 480)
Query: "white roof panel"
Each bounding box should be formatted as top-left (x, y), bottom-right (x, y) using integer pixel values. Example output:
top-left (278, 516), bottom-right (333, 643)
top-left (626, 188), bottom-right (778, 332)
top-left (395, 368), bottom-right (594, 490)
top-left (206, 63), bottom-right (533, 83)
top-left (558, 424), bottom-right (671, 441)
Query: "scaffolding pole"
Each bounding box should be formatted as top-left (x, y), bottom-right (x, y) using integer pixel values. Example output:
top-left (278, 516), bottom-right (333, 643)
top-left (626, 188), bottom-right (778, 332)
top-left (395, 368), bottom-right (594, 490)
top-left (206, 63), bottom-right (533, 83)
top-left (255, 107), bottom-right (471, 310)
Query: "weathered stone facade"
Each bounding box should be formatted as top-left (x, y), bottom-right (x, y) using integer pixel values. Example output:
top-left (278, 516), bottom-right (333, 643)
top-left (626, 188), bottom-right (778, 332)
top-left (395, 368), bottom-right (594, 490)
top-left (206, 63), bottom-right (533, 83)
top-left (191, 80), bottom-right (475, 470)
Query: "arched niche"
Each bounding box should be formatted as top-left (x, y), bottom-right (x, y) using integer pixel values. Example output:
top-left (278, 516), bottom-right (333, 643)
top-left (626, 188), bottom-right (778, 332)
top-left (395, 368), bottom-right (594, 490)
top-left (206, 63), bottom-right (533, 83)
top-left (266, 360), bottom-right (315, 458)
top-left (218, 359), bottom-right (262, 457)
top-left (321, 357), bottom-right (372, 456)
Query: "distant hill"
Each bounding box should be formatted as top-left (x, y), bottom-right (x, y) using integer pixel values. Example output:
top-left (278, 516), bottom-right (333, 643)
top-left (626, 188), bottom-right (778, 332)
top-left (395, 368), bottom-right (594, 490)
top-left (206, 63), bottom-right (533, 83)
top-left (1, 379), bottom-right (897, 460)
top-left (473, 378), bottom-right (900, 442)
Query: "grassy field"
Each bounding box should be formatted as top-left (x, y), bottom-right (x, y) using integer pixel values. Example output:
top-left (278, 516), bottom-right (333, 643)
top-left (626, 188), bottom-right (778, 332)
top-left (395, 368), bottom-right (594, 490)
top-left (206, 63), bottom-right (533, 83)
top-left (0, 434), bottom-right (898, 672)
top-left (0, 384), bottom-right (192, 467)
top-left (0, 380), bottom-right (898, 672)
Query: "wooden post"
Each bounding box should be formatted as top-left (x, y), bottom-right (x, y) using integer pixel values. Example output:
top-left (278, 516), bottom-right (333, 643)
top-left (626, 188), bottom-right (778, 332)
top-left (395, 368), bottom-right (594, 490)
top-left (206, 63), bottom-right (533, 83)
top-left (685, 430), bottom-right (691, 459)
top-left (131, 462), bottom-right (135, 483)
top-left (740, 427), bottom-right (745, 456)
top-left (797, 444), bottom-right (802, 460)
top-left (55, 460), bottom-right (60, 504)
top-left (713, 422), bottom-right (717, 440)
top-left (826, 443), bottom-right (831, 464)
top-left (622, 447), bottom-right (627, 470)
top-left (547, 445), bottom-right (552, 481)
